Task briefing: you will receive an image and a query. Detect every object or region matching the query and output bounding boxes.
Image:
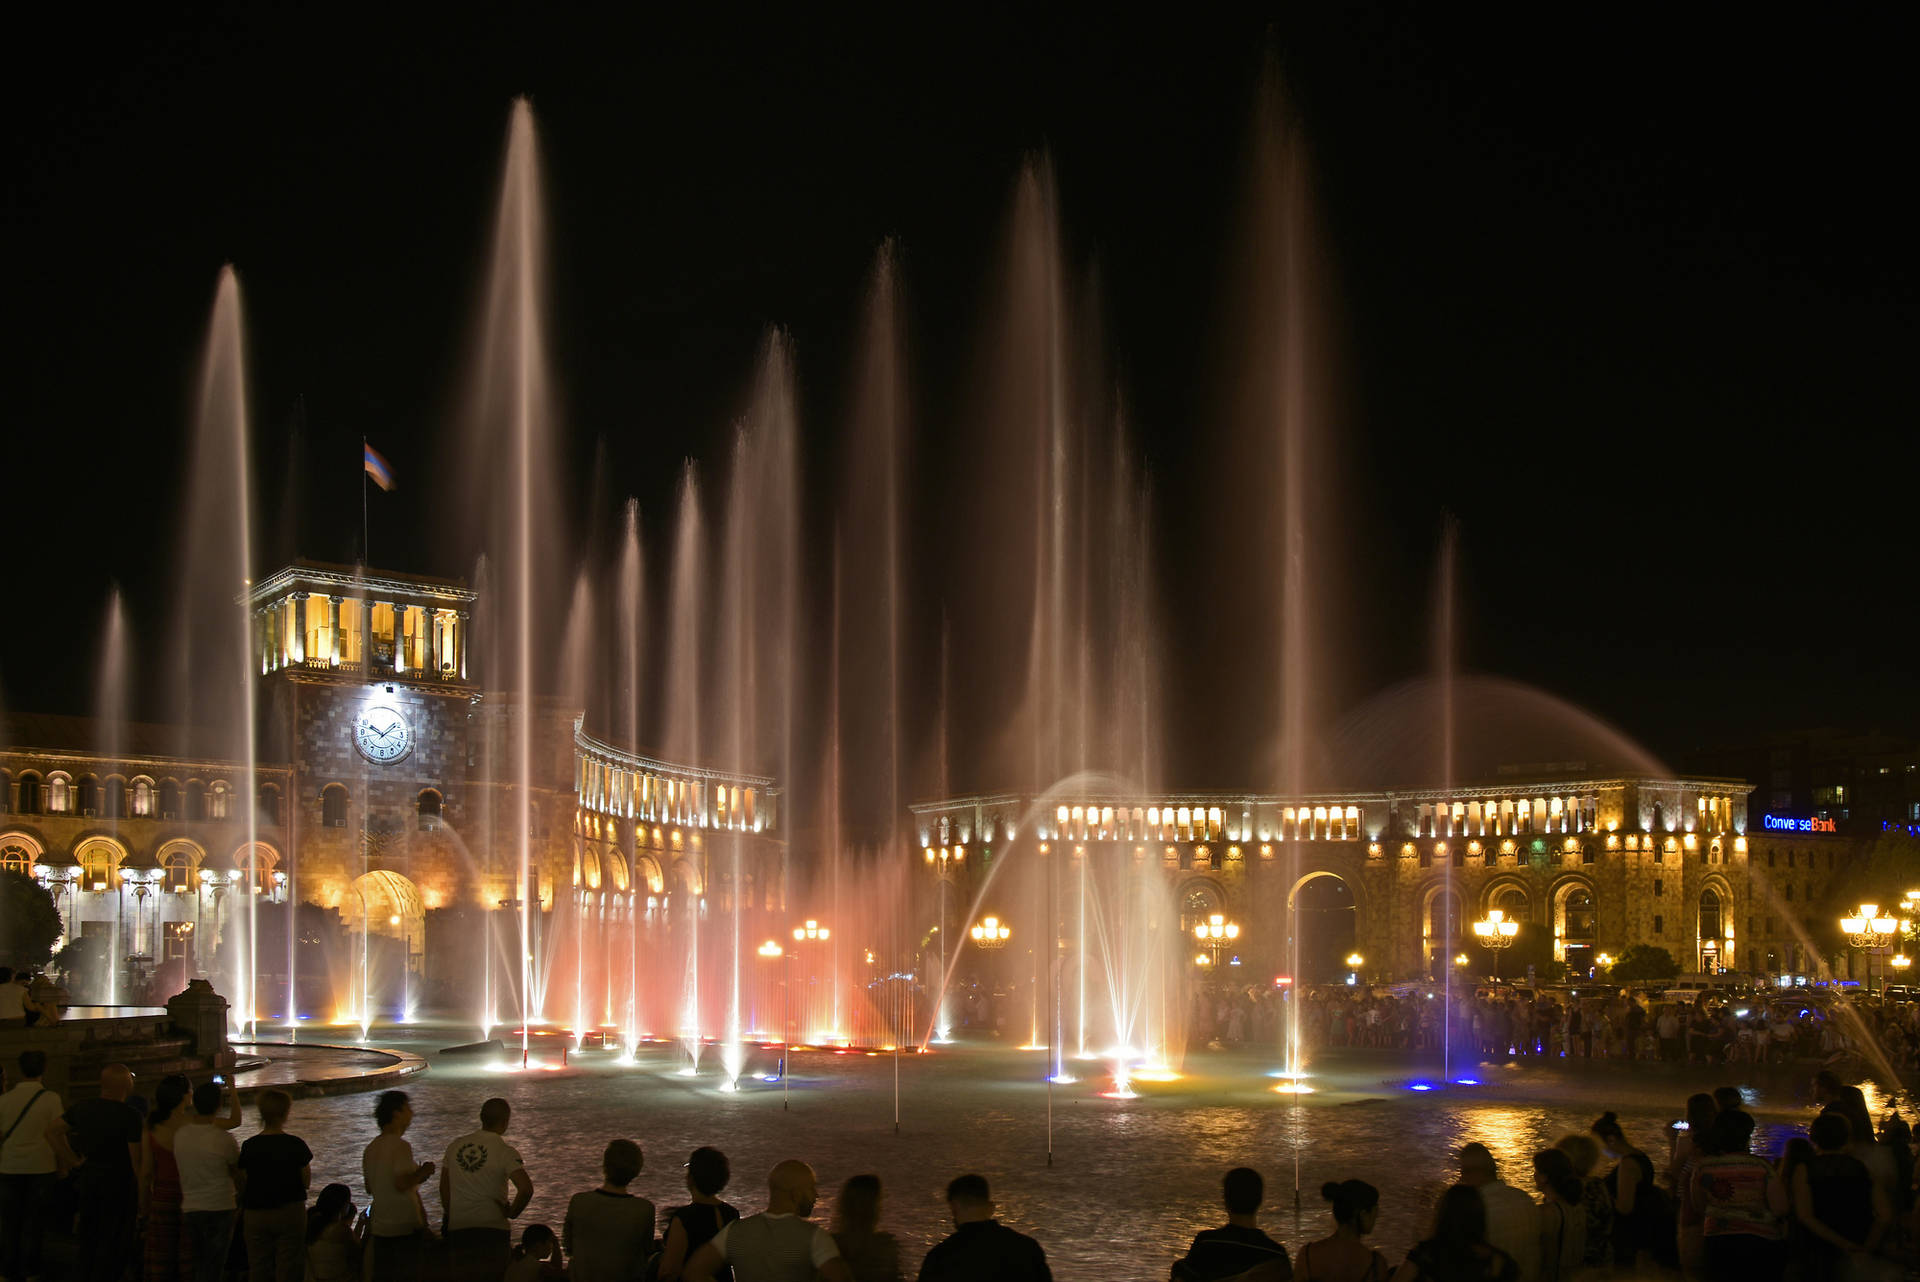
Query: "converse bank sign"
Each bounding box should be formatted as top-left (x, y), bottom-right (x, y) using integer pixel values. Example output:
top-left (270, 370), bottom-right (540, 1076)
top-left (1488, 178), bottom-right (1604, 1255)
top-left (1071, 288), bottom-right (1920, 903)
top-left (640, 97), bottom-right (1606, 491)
top-left (1763, 814), bottom-right (1838, 833)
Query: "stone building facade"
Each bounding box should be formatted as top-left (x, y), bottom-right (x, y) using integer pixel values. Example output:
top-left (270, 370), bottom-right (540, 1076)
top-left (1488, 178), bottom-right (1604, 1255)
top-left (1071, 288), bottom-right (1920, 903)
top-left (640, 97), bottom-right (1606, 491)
top-left (0, 559), bottom-right (785, 1019)
top-left (908, 772), bottom-right (1862, 985)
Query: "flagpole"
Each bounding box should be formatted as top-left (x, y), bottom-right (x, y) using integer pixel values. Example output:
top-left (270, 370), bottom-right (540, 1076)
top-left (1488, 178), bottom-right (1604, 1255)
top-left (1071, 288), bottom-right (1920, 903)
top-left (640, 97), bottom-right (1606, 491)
top-left (362, 436), bottom-right (370, 566)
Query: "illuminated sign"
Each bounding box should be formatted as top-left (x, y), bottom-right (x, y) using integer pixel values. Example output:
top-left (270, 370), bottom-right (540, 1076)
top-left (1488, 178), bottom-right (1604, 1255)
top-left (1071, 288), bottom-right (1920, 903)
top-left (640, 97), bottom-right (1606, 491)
top-left (1762, 814), bottom-right (1836, 833)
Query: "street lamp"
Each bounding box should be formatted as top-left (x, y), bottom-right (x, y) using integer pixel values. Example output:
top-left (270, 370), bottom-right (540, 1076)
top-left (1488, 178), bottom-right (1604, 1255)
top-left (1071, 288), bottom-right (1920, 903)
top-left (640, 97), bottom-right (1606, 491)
top-left (756, 940), bottom-right (789, 1105)
top-left (1471, 909), bottom-right (1520, 979)
top-left (1595, 951), bottom-right (1615, 973)
top-left (1841, 904), bottom-right (1903, 992)
top-left (1195, 913), bottom-right (1240, 967)
top-left (970, 916), bottom-right (1011, 948)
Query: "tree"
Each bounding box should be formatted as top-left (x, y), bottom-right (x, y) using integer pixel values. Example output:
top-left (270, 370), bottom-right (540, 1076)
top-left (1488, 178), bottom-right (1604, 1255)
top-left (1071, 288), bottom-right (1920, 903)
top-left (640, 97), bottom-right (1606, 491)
top-left (0, 871), bottom-right (63, 970)
top-left (1609, 943), bottom-right (1680, 982)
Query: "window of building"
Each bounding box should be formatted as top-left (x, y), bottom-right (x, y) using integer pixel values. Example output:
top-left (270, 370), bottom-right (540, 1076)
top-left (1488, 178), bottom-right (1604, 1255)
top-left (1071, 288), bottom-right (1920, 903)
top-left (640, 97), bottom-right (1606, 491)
top-left (418, 789), bottom-right (443, 825)
top-left (258, 784), bottom-right (281, 825)
top-left (321, 784), bottom-right (349, 829)
top-left (163, 847), bottom-right (193, 892)
top-left (1418, 848), bottom-right (1431, 869)
top-left (184, 781), bottom-right (206, 821)
top-left (48, 775), bottom-right (71, 814)
top-left (0, 844), bottom-right (31, 876)
top-left (104, 778), bottom-right (126, 819)
top-left (78, 842), bottom-right (115, 891)
top-left (158, 779), bottom-right (180, 818)
top-left (1654, 846), bottom-right (1664, 865)
top-left (1654, 879), bottom-right (1663, 897)
top-left (209, 782), bottom-right (230, 820)
top-left (1700, 888), bottom-right (1723, 940)
top-left (76, 776), bottom-right (99, 815)
top-left (132, 779), bottom-right (154, 817)
top-left (1582, 845), bottom-right (1595, 865)
top-left (1784, 884), bottom-right (1794, 902)
top-left (1654, 914), bottom-right (1664, 934)
top-left (1768, 850), bottom-right (1776, 867)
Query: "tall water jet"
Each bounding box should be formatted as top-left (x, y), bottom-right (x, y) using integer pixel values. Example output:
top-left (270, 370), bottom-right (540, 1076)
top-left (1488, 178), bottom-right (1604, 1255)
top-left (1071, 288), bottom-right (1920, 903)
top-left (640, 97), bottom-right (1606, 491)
top-left (94, 589), bottom-right (129, 1005)
top-left (170, 266), bottom-right (259, 1034)
top-left (616, 502), bottom-right (645, 1053)
top-left (663, 465), bottom-right (705, 1070)
top-left (1437, 517), bottom-right (1459, 1080)
top-left (459, 99), bottom-right (562, 1062)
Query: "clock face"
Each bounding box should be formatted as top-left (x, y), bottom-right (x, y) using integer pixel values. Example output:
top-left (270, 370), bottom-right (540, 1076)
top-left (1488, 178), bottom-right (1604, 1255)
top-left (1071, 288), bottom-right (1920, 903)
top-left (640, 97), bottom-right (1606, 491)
top-left (353, 705), bottom-right (413, 765)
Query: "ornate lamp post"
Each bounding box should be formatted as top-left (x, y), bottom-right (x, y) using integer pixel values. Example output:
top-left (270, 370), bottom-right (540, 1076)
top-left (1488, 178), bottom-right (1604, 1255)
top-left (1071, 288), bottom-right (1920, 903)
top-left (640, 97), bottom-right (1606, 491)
top-left (926, 845), bottom-right (965, 1041)
top-left (1195, 913), bottom-right (1240, 968)
top-left (970, 916), bottom-right (1011, 949)
top-left (756, 939), bottom-right (789, 1107)
top-left (36, 862), bottom-right (82, 949)
top-left (1345, 952), bottom-right (1365, 984)
top-left (786, 920), bottom-right (829, 1100)
top-left (1893, 953), bottom-right (1912, 987)
top-left (1841, 905), bottom-right (1903, 993)
top-left (1471, 909), bottom-right (1520, 980)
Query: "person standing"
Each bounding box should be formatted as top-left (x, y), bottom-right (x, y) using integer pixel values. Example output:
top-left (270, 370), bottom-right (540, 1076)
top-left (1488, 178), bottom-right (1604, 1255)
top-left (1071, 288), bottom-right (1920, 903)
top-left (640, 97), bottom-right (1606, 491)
top-left (1457, 1144), bottom-right (1538, 1282)
top-left (1690, 1108), bottom-right (1786, 1282)
top-left (684, 1159), bottom-right (852, 1282)
top-left (65, 1062), bottom-right (146, 1282)
top-left (174, 1080), bottom-right (242, 1282)
top-left (1172, 1166), bottom-right (1290, 1281)
top-left (441, 1097), bottom-right (532, 1280)
top-left (1790, 1112), bottom-right (1888, 1278)
top-left (1295, 1179), bottom-right (1391, 1282)
top-left (829, 1174), bottom-right (900, 1282)
top-left (659, 1146), bottom-right (739, 1282)
top-left (362, 1090), bottom-right (436, 1282)
top-left (564, 1138), bottom-right (654, 1282)
top-left (239, 1088), bottom-right (313, 1281)
top-left (1530, 1151), bottom-right (1585, 1282)
top-left (916, 1173), bottom-right (1050, 1282)
top-left (0, 1049), bottom-right (81, 1282)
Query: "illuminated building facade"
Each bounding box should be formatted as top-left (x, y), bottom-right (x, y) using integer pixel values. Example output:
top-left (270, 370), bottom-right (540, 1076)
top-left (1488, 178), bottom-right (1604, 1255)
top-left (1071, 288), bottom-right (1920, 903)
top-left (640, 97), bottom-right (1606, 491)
top-left (0, 560), bottom-right (783, 1009)
top-left (911, 772), bottom-right (1844, 983)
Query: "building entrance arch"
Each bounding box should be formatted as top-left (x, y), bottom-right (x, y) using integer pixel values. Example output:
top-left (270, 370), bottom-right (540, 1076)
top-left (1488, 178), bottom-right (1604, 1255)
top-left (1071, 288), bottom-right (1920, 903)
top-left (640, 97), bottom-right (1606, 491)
top-left (1288, 871), bottom-right (1358, 985)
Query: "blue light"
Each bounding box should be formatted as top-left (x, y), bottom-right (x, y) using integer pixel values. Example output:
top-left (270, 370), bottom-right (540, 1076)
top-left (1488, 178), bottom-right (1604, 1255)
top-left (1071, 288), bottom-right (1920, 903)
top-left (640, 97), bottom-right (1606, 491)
top-left (1408, 1081), bottom-right (1435, 1092)
top-left (1453, 1077), bottom-right (1480, 1086)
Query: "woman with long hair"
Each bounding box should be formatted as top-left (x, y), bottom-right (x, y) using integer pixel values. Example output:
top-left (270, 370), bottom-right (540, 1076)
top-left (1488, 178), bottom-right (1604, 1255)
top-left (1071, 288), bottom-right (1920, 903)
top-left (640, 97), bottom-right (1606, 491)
top-left (1592, 1110), bottom-right (1665, 1269)
top-left (142, 1074), bottom-right (193, 1282)
top-left (1553, 1134), bottom-right (1613, 1272)
top-left (1531, 1150), bottom-right (1586, 1282)
top-left (1390, 1184), bottom-right (1518, 1282)
top-left (829, 1174), bottom-right (899, 1282)
top-left (1296, 1179), bottom-right (1392, 1282)
top-left (1690, 1107), bottom-right (1787, 1281)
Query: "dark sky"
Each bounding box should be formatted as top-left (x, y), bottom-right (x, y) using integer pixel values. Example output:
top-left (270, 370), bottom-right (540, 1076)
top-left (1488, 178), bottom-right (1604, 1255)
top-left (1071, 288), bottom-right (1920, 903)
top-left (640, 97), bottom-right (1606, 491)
top-left (5, 9), bottom-right (1916, 787)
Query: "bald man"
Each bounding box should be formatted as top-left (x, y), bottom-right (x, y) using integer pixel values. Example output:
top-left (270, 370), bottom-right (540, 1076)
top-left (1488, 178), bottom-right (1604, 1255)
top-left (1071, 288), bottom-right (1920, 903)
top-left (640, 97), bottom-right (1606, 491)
top-left (685, 1159), bottom-right (852, 1282)
top-left (65, 1063), bottom-right (145, 1282)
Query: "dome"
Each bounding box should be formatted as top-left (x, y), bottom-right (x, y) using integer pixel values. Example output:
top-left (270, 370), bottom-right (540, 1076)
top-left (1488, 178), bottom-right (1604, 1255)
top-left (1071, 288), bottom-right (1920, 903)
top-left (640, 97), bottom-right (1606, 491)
top-left (1319, 675), bottom-right (1667, 792)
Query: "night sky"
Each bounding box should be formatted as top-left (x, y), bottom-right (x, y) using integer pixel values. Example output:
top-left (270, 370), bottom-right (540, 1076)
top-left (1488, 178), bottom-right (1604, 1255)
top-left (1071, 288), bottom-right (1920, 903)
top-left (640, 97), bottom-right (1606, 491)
top-left (6, 10), bottom-right (1916, 789)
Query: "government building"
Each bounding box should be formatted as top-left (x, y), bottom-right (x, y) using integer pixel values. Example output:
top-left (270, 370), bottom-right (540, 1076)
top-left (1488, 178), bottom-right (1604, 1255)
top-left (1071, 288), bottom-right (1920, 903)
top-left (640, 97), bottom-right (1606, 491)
top-left (0, 560), bottom-right (785, 1020)
top-left (912, 774), bottom-right (1858, 986)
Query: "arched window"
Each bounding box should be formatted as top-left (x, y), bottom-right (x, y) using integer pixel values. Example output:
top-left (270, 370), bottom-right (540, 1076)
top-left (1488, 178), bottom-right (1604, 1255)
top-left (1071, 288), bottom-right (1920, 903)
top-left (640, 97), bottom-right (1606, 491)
top-left (77, 775), bottom-right (100, 816)
top-left (184, 781), bottom-right (206, 821)
top-left (321, 784), bottom-right (349, 829)
top-left (48, 774), bottom-right (71, 814)
top-left (257, 783), bottom-right (281, 825)
top-left (0, 771), bottom-right (11, 814)
top-left (14, 774), bottom-right (40, 816)
top-left (1700, 888), bottom-right (1724, 940)
top-left (238, 846), bottom-right (276, 894)
top-left (105, 777), bottom-right (126, 819)
top-left (417, 789), bottom-right (443, 825)
top-left (77, 840), bottom-right (117, 891)
top-left (132, 778), bottom-right (154, 817)
top-left (0, 843), bottom-right (32, 876)
top-left (1562, 887), bottom-right (1597, 941)
top-left (158, 779), bottom-right (180, 818)
top-left (161, 845), bottom-right (195, 893)
top-left (209, 782), bottom-right (230, 820)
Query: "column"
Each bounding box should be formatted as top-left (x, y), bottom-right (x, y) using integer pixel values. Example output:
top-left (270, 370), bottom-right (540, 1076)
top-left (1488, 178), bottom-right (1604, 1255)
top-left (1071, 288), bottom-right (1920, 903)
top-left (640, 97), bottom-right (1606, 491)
top-left (291, 593), bottom-right (308, 663)
top-left (328, 596), bottom-right (343, 667)
top-left (456, 611), bottom-right (469, 679)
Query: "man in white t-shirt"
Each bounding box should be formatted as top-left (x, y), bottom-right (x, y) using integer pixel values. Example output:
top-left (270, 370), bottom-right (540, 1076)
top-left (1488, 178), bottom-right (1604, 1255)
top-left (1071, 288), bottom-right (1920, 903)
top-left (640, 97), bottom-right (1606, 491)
top-left (174, 1080), bottom-right (242, 1282)
top-left (0, 1050), bottom-right (80, 1281)
top-left (0, 968), bottom-right (26, 1026)
top-left (686, 1159), bottom-right (851, 1282)
top-left (441, 1096), bottom-right (531, 1279)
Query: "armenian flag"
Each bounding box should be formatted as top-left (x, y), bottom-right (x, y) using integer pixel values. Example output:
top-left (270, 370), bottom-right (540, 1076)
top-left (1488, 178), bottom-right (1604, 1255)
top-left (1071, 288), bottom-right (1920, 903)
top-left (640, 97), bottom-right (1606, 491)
top-left (363, 441), bottom-right (396, 492)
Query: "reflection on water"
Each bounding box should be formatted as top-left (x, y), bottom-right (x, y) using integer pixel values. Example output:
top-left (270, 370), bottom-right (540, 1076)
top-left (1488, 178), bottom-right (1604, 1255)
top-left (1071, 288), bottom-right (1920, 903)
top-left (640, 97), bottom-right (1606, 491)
top-left (266, 1035), bottom-right (1896, 1280)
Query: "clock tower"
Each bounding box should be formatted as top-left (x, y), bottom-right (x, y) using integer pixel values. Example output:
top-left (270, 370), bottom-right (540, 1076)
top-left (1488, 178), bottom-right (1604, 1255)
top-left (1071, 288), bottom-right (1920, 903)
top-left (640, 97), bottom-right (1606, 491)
top-left (250, 561), bottom-right (489, 961)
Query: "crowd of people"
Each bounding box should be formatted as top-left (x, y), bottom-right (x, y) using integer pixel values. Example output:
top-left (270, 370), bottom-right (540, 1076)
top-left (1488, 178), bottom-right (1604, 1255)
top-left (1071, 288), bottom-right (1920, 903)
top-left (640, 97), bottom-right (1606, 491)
top-left (5, 1046), bottom-right (1920, 1281)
